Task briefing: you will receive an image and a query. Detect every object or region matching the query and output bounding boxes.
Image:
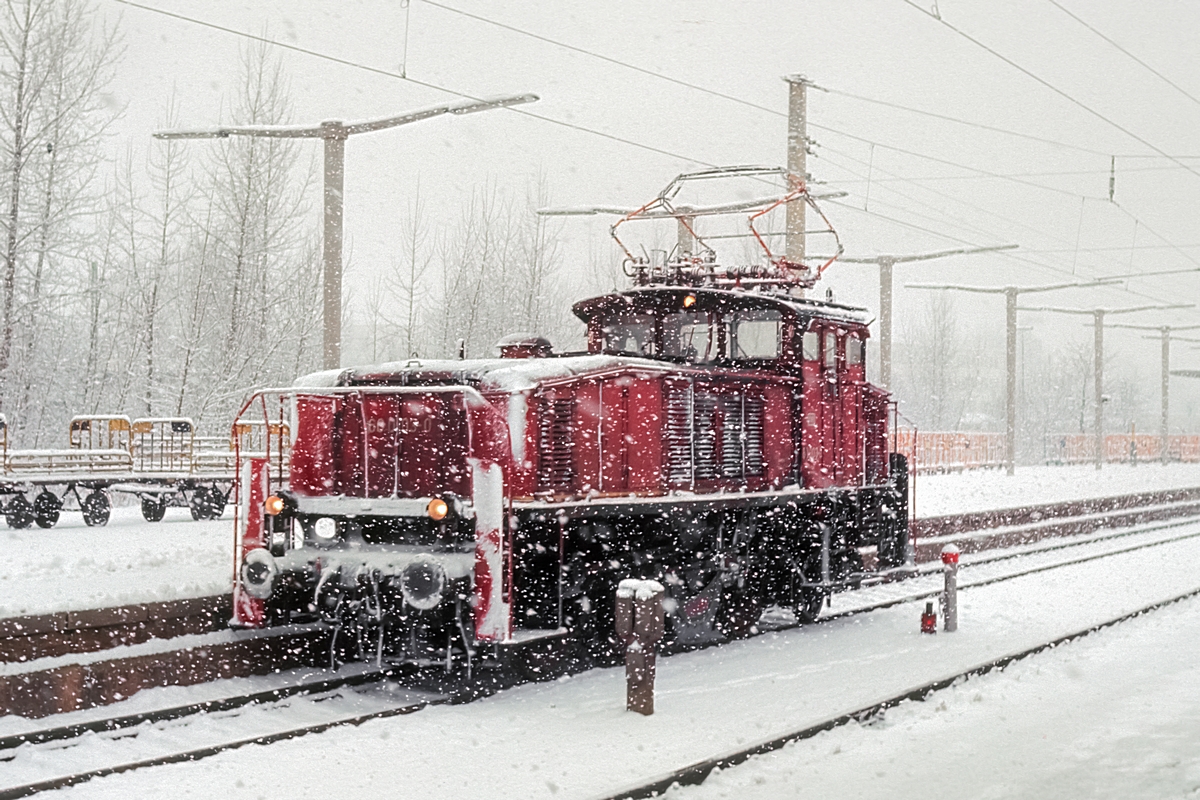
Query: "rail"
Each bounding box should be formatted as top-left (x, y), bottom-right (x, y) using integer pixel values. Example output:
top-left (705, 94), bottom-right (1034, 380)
top-left (4, 494), bottom-right (1200, 798)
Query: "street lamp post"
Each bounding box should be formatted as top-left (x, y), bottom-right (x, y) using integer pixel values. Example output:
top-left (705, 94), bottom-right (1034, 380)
top-left (154, 94), bottom-right (538, 370)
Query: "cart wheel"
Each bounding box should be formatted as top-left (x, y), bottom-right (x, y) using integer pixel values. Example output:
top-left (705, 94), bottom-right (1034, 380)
top-left (81, 491), bottom-right (111, 527)
top-left (5, 496), bottom-right (34, 529)
top-left (206, 487), bottom-right (228, 518)
top-left (33, 491), bottom-right (62, 529)
top-left (189, 487), bottom-right (210, 521)
top-left (141, 496), bottom-right (167, 523)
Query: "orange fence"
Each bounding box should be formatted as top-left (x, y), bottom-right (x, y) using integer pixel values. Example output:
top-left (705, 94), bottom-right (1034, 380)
top-left (1045, 434), bottom-right (1200, 465)
top-left (892, 430), bottom-right (1200, 472)
top-left (893, 431), bottom-right (1007, 473)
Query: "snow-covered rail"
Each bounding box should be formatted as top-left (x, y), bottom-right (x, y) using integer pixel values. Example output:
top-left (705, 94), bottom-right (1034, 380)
top-left (598, 584), bottom-right (1200, 800)
top-left (4, 520), bottom-right (1199, 800)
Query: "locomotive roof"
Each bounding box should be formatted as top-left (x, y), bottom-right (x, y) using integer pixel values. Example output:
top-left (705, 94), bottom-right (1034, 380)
top-left (572, 286), bottom-right (871, 327)
top-left (293, 354), bottom-right (682, 394)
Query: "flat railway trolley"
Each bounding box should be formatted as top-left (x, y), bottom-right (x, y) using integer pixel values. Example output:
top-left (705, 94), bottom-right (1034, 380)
top-left (0, 414), bottom-right (285, 528)
top-left (228, 166), bottom-right (913, 681)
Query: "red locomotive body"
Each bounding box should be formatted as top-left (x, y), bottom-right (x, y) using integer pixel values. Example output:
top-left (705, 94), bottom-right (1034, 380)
top-left (231, 168), bottom-right (909, 676)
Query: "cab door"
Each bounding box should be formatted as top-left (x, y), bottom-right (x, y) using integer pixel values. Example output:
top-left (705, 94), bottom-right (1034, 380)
top-left (800, 325), bottom-right (840, 489)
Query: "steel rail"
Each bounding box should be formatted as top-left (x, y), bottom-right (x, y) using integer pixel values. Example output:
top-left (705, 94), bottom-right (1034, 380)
top-left (0, 691), bottom-right (447, 800)
top-left (4, 511), bottom-right (1198, 797)
top-left (0, 667), bottom-right (394, 752)
top-left (598, 585), bottom-right (1200, 800)
top-left (826, 514), bottom-right (1200, 621)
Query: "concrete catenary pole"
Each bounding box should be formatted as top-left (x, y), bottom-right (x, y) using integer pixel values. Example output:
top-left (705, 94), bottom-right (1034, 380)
top-left (783, 74), bottom-right (809, 278)
top-left (1018, 304), bottom-right (1192, 470)
top-left (842, 246), bottom-right (1017, 391)
top-left (154, 94), bottom-right (538, 370)
top-left (1109, 324), bottom-right (1200, 462)
top-left (1094, 310), bottom-right (1105, 470)
top-left (907, 280), bottom-right (1118, 475)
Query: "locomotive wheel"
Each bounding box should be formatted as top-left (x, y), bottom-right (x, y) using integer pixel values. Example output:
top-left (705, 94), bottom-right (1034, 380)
top-left (515, 636), bottom-right (575, 683)
top-left (141, 495), bottom-right (168, 522)
top-left (715, 588), bottom-right (764, 640)
top-left (5, 496), bottom-right (34, 529)
top-left (81, 491), bottom-right (111, 527)
top-left (33, 491), bottom-right (62, 529)
top-left (794, 588), bottom-right (824, 625)
top-left (188, 488), bottom-right (207, 521)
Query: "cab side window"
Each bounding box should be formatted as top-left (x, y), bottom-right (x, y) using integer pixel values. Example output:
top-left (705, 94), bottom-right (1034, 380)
top-left (823, 331), bottom-right (837, 371)
top-left (846, 335), bottom-right (863, 366)
top-left (802, 330), bottom-right (820, 361)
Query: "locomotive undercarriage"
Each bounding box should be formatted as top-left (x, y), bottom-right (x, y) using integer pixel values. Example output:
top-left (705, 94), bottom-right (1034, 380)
top-left (515, 483), bottom-right (907, 668)
top-left (254, 471), bottom-right (907, 682)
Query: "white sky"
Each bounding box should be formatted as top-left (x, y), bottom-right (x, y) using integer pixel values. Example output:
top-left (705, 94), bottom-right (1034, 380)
top-left (97, 0), bottom-right (1200, 411)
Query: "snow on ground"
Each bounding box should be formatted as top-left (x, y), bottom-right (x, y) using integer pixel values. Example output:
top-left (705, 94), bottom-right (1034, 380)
top-left (35, 522), bottom-right (1200, 800)
top-left (1, 464), bottom-right (1198, 619)
top-left (0, 506), bottom-right (230, 619)
top-left (913, 462), bottom-right (1200, 517)
top-left (668, 594), bottom-right (1200, 800)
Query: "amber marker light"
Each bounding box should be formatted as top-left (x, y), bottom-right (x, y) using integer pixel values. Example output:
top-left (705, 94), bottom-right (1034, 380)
top-left (682, 294), bottom-right (696, 308)
top-left (264, 495), bottom-right (285, 516)
top-left (427, 497), bottom-right (449, 521)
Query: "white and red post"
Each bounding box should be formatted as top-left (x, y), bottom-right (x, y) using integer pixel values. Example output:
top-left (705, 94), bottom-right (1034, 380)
top-left (232, 457), bottom-right (269, 628)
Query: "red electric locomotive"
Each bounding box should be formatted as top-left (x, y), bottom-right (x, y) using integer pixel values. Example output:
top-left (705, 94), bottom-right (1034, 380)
top-left (230, 167), bottom-right (909, 678)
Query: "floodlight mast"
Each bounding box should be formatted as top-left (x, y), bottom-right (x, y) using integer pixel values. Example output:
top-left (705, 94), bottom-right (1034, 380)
top-left (1017, 304), bottom-right (1193, 470)
top-left (154, 94), bottom-right (538, 370)
top-left (906, 279), bottom-right (1121, 476)
top-left (1108, 323), bottom-right (1200, 463)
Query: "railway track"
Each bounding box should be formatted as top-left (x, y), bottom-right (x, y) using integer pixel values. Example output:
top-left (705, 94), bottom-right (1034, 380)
top-left (2, 486), bottom-right (1199, 723)
top-left (598, 583), bottom-right (1200, 800)
top-left (3, 505), bottom-right (1200, 798)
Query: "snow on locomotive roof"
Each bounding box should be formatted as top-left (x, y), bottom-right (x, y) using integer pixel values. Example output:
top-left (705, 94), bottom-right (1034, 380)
top-left (573, 285), bottom-right (871, 327)
top-left (292, 354), bottom-right (680, 393)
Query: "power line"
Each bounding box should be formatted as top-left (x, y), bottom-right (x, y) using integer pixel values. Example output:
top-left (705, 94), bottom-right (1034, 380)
top-left (112, 0), bottom-right (720, 169)
top-left (1045, 0), bottom-right (1200, 110)
top-left (819, 85), bottom-right (1109, 156)
top-left (112, 0), bottom-right (1200, 311)
top-left (899, 0), bottom-right (1200, 183)
top-left (417, 0), bottom-right (784, 119)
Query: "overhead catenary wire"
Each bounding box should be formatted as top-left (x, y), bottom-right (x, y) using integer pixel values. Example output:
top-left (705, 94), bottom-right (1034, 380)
top-left (1044, 0), bottom-right (1200, 110)
top-left (110, 0), bottom-right (1200, 317)
top-left (899, 0), bottom-right (1200, 183)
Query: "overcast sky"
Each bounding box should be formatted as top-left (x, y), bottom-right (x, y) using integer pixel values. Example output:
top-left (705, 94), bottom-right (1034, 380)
top-left (98, 0), bottom-right (1200, 395)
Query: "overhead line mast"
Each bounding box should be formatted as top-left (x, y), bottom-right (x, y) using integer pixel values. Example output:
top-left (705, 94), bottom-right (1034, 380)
top-left (154, 94), bottom-right (538, 370)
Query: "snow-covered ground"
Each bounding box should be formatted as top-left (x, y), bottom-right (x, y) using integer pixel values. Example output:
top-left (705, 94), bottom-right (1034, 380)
top-left (0, 507), bottom-right (230, 619)
top-left (912, 461), bottom-right (1200, 517)
top-left (666, 594), bottom-right (1200, 799)
top-left (17, 519), bottom-right (1200, 799)
top-left (2, 464), bottom-right (1199, 619)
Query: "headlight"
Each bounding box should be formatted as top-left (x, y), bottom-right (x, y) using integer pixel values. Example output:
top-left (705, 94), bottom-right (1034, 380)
top-left (426, 497), bottom-right (449, 521)
top-left (240, 548), bottom-right (278, 600)
top-left (400, 561), bottom-right (446, 610)
top-left (314, 517), bottom-right (337, 540)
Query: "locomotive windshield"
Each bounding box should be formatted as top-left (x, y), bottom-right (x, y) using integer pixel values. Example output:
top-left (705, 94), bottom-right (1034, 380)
top-left (663, 310), bottom-right (718, 362)
top-left (602, 312), bottom-right (656, 356)
top-left (729, 309), bottom-right (782, 359)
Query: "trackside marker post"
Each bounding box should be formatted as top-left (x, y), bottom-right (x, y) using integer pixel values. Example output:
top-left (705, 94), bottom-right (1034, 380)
top-left (615, 579), bottom-right (666, 716)
top-left (942, 543), bottom-right (960, 632)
